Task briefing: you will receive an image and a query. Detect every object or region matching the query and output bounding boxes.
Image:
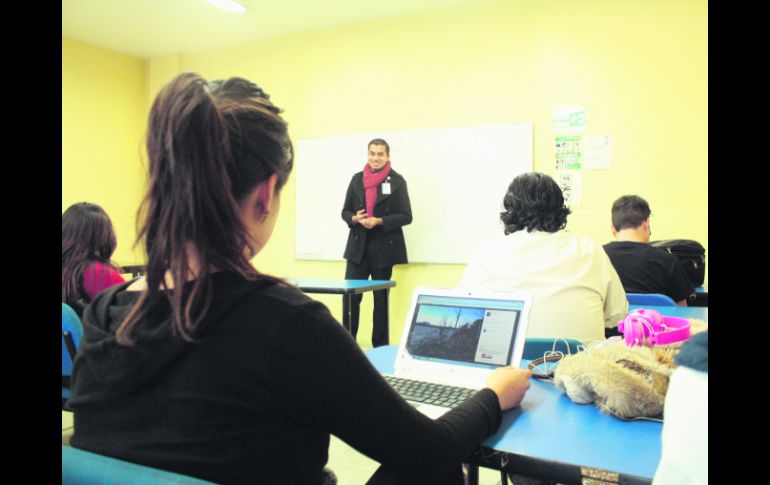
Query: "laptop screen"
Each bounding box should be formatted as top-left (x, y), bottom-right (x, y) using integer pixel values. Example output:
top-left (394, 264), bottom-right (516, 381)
top-left (404, 294), bottom-right (524, 369)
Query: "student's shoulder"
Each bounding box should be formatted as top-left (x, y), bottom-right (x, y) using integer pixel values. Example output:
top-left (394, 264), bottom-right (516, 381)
top-left (249, 278), bottom-right (319, 309)
top-left (469, 232), bottom-right (510, 256)
top-left (255, 280), bottom-right (347, 338)
top-left (564, 232), bottom-right (610, 256)
top-left (259, 280), bottom-right (342, 322)
top-left (553, 230), bottom-right (593, 244)
top-left (602, 240), bottom-right (647, 253)
top-left (229, 276), bottom-right (337, 326)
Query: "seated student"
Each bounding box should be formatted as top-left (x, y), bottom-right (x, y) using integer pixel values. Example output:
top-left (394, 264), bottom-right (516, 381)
top-left (603, 195), bottom-right (695, 306)
top-left (62, 202), bottom-right (125, 315)
top-left (653, 331), bottom-right (708, 484)
top-left (68, 72), bottom-right (532, 485)
top-left (457, 172), bottom-right (627, 344)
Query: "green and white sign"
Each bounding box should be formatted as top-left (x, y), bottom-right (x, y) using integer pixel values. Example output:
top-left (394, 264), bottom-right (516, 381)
top-left (552, 106), bottom-right (587, 132)
top-left (555, 135), bottom-right (581, 170)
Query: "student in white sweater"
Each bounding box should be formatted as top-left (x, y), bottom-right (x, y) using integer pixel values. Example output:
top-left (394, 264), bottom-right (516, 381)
top-left (458, 172), bottom-right (627, 345)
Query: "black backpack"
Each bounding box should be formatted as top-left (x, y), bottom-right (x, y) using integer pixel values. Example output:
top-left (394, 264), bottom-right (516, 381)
top-left (650, 239), bottom-right (706, 286)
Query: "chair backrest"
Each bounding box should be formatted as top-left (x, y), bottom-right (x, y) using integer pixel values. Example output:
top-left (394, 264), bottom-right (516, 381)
top-left (626, 293), bottom-right (677, 306)
top-left (62, 303), bottom-right (84, 406)
top-left (62, 445), bottom-right (215, 485)
top-left (62, 303), bottom-right (84, 377)
top-left (522, 337), bottom-right (583, 360)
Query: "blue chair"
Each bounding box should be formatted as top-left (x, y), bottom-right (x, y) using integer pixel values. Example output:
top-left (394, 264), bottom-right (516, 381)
top-left (626, 293), bottom-right (677, 306)
top-left (62, 303), bottom-right (84, 408)
top-left (522, 337), bottom-right (583, 360)
top-left (62, 445), bottom-right (214, 484)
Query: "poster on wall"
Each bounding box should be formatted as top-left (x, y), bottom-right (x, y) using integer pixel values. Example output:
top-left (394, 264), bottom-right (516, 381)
top-left (552, 106), bottom-right (587, 132)
top-left (556, 171), bottom-right (582, 207)
top-left (555, 135), bottom-right (582, 170)
top-left (585, 135), bottom-right (612, 170)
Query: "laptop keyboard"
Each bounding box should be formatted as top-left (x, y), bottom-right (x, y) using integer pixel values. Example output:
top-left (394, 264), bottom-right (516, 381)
top-left (383, 375), bottom-right (476, 409)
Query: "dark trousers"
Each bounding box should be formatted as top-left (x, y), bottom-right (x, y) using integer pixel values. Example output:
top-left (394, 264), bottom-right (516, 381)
top-left (344, 243), bottom-right (393, 348)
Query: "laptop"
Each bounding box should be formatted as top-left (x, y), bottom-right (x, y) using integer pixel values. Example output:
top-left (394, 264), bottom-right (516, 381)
top-left (383, 287), bottom-right (532, 419)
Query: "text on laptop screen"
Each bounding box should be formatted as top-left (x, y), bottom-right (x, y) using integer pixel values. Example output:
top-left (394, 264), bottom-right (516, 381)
top-left (405, 294), bottom-right (523, 369)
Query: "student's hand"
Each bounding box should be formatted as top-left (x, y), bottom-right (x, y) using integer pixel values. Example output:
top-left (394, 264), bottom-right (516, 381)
top-left (485, 367), bottom-right (532, 411)
top-left (352, 209), bottom-right (367, 224)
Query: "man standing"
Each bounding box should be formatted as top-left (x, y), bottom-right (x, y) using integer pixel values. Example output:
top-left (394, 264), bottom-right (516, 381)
top-left (603, 195), bottom-right (695, 306)
top-left (341, 139), bottom-right (412, 347)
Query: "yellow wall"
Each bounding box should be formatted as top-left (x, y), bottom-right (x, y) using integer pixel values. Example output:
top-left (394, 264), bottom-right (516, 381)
top-left (62, 0), bottom-right (707, 348)
top-left (62, 36), bottom-right (147, 264)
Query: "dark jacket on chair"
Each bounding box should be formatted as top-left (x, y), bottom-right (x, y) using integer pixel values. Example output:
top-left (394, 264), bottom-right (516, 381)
top-left (341, 169), bottom-right (412, 268)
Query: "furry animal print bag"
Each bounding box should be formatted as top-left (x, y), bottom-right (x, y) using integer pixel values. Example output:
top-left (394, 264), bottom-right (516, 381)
top-left (552, 318), bottom-right (707, 419)
top-left (553, 341), bottom-right (676, 419)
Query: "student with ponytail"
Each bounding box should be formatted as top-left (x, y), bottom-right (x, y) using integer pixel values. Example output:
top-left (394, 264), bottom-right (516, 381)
top-left (68, 72), bottom-right (532, 485)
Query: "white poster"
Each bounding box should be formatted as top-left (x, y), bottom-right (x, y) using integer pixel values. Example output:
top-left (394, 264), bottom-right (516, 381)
top-left (556, 171), bottom-right (582, 207)
top-left (585, 135), bottom-right (612, 170)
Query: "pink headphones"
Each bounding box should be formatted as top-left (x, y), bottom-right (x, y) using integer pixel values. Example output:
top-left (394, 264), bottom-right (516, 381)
top-left (617, 308), bottom-right (691, 347)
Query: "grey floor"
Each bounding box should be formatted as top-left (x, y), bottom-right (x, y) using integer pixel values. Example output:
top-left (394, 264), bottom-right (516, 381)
top-left (62, 410), bottom-right (503, 484)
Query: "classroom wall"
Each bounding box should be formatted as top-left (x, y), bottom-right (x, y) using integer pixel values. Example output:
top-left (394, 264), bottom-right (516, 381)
top-left (63, 0), bottom-right (707, 348)
top-left (62, 36), bottom-right (147, 264)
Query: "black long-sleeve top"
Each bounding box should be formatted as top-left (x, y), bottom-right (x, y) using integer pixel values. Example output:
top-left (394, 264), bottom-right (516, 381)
top-left (69, 272), bottom-right (502, 484)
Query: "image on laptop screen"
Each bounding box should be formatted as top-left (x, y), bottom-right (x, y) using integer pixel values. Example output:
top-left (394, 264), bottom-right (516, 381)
top-left (405, 294), bottom-right (524, 369)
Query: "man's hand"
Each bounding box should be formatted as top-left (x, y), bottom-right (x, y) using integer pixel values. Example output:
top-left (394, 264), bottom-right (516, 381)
top-left (360, 217), bottom-right (383, 229)
top-left (352, 209), bottom-right (367, 224)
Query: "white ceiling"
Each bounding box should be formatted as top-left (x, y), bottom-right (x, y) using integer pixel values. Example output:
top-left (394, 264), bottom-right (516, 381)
top-left (62, 0), bottom-right (485, 59)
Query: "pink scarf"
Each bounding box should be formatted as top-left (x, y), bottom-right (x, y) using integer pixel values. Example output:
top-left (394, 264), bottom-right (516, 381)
top-left (362, 160), bottom-right (391, 218)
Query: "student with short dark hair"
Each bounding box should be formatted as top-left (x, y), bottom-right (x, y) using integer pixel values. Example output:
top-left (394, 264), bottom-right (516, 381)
top-left (62, 202), bottom-right (125, 315)
top-left (68, 72), bottom-right (532, 485)
top-left (603, 195), bottom-right (695, 306)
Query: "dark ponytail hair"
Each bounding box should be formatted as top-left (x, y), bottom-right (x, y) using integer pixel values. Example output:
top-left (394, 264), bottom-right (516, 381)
top-left (117, 73), bottom-right (294, 345)
top-left (62, 202), bottom-right (119, 305)
top-left (500, 172), bottom-right (571, 234)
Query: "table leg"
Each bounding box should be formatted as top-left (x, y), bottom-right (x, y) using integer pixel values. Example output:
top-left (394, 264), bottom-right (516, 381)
top-left (383, 288), bottom-right (390, 345)
top-left (342, 294), bottom-right (352, 333)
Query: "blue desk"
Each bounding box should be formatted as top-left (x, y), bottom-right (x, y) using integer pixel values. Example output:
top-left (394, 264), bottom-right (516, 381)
top-left (290, 279), bottom-right (396, 344)
top-left (629, 304), bottom-right (708, 323)
top-left (365, 346), bottom-right (662, 485)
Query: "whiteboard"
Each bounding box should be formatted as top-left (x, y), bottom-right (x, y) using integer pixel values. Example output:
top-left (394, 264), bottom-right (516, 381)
top-left (295, 123), bottom-right (533, 264)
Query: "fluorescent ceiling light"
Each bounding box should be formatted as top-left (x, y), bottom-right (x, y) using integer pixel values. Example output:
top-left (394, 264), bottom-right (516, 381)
top-left (205, 0), bottom-right (248, 13)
